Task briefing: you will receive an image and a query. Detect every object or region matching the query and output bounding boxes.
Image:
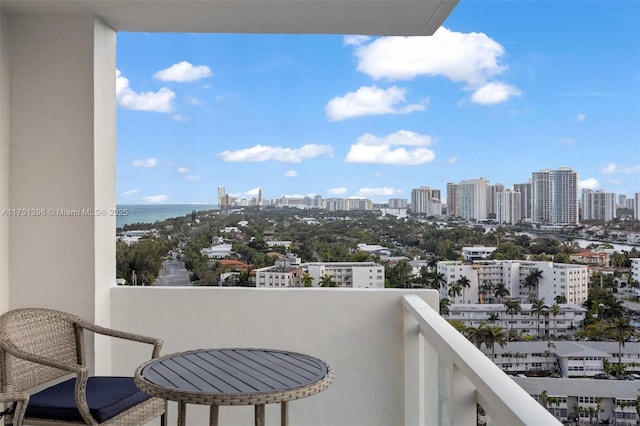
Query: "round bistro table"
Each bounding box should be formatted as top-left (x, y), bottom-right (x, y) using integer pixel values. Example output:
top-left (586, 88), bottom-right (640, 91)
top-left (134, 348), bottom-right (334, 426)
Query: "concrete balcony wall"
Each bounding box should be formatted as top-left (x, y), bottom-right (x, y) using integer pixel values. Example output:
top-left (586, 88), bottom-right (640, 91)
top-left (0, 11), bottom-right (9, 314)
top-left (111, 287), bottom-right (438, 426)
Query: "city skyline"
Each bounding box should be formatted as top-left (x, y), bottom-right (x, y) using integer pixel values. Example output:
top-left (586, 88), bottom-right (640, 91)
top-left (116, 1), bottom-right (640, 205)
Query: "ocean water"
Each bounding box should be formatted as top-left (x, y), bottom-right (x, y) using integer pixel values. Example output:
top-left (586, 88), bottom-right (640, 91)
top-left (116, 204), bottom-right (217, 228)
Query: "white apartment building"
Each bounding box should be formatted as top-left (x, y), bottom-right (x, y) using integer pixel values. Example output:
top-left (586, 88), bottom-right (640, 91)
top-left (462, 246), bottom-right (497, 261)
top-left (410, 186), bottom-right (442, 216)
top-left (449, 304), bottom-right (586, 339)
top-left (632, 258), bottom-right (640, 286)
top-left (515, 377), bottom-right (639, 425)
top-left (488, 183), bottom-right (505, 218)
top-left (532, 167), bottom-right (579, 225)
top-left (255, 260), bottom-right (385, 289)
top-left (303, 262), bottom-right (385, 288)
top-left (582, 189), bottom-right (617, 222)
top-left (438, 260), bottom-right (590, 305)
top-left (496, 189), bottom-right (523, 225)
top-left (513, 182), bottom-right (532, 220)
top-left (456, 178), bottom-right (490, 222)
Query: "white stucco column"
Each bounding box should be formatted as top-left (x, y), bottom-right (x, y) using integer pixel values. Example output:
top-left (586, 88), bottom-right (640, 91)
top-left (7, 14), bottom-right (115, 373)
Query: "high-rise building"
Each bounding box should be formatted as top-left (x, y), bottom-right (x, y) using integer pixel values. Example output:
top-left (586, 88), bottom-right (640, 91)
top-left (218, 186), bottom-right (231, 210)
top-left (513, 182), bottom-right (532, 220)
top-left (531, 167), bottom-right (579, 225)
top-left (496, 189), bottom-right (522, 225)
top-left (446, 182), bottom-right (459, 218)
top-left (410, 186), bottom-right (442, 216)
top-left (635, 193), bottom-right (640, 220)
top-left (582, 189), bottom-right (616, 222)
top-left (488, 183), bottom-right (505, 219)
top-left (457, 178), bottom-right (489, 222)
top-left (388, 198), bottom-right (408, 209)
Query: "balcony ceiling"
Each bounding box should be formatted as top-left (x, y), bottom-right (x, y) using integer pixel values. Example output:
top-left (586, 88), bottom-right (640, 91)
top-left (0, 0), bottom-right (458, 35)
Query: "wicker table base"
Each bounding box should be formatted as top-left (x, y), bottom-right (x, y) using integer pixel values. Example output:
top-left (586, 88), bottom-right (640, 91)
top-left (135, 348), bottom-right (333, 426)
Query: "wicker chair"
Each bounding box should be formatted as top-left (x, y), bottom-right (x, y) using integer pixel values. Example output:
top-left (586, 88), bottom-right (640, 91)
top-left (0, 308), bottom-right (166, 426)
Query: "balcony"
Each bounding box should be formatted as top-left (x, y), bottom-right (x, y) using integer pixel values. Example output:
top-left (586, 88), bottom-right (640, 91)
top-left (110, 287), bottom-right (560, 425)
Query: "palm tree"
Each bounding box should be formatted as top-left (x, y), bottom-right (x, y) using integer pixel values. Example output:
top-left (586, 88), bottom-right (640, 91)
top-left (487, 312), bottom-right (500, 323)
top-left (319, 274), bottom-right (337, 287)
top-left (429, 271), bottom-right (447, 291)
top-left (301, 271), bottom-right (313, 287)
top-left (493, 283), bottom-right (510, 302)
top-left (456, 275), bottom-right (471, 304)
top-left (448, 282), bottom-right (462, 302)
top-left (531, 297), bottom-right (549, 338)
top-left (439, 298), bottom-right (451, 317)
top-left (524, 268), bottom-right (543, 302)
top-left (549, 303), bottom-right (561, 338)
top-left (465, 323), bottom-right (486, 349)
top-left (607, 317), bottom-right (636, 371)
top-left (504, 298), bottom-right (523, 342)
top-left (554, 294), bottom-right (567, 304)
top-left (482, 325), bottom-right (507, 361)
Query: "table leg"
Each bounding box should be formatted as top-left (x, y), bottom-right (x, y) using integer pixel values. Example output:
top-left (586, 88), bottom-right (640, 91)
top-left (281, 401), bottom-right (289, 426)
top-left (177, 402), bottom-right (187, 426)
top-left (209, 405), bottom-right (219, 426)
top-left (255, 404), bottom-right (265, 426)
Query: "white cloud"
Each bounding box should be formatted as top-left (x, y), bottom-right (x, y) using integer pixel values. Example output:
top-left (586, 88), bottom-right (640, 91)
top-left (328, 187), bottom-right (348, 195)
top-left (599, 162), bottom-right (640, 174)
top-left (326, 85), bottom-right (425, 121)
top-left (172, 114), bottom-right (189, 122)
top-left (177, 167), bottom-right (189, 173)
top-left (345, 130), bottom-right (436, 165)
top-left (354, 28), bottom-right (506, 86)
top-left (154, 61), bottom-right (212, 82)
top-left (285, 170), bottom-right (298, 177)
top-left (448, 156), bottom-right (459, 164)
top-left (121, 189), bottom-right (139, 197)
top-left (470, 82), bottom-right (521, 105)
top-left (576, 113), bottom-right (586, 122)
top-left (143, 194), bottom-right (169, 203)
top-left (116, 70), bottom-right (175, 112)
top-left (578, 178), bottom-right (599, 190)
top-left (185, 175), bottom-right (201, 181)
top-left (218, 143), bottom-right (333, 163)
top-left (344, 35), bottom-right (371, 46)
top-left (357, 187), bottom-right (398, 196)
top-left (132, 158), bottom-right (158, 168)
top-left (351, 28), bottom-right (520, 104)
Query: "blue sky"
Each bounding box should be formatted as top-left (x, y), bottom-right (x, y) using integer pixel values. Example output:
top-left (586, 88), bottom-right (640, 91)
top-left (116, 1), bottom-right (640, 205)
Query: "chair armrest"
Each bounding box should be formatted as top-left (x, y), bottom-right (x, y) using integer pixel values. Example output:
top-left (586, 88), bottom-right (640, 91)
top-left (78, 321), bottom-right (163, 358)
top-left (0, 339), bottom-right (84, 374)
top-left (0, 392), bottom-right (29, 426)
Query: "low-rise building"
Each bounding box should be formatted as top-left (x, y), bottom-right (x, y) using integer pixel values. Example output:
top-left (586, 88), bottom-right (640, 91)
top-left (514, 377), bottom-right (639, 425)
top-left (448, 304), bottom-right (586, 339)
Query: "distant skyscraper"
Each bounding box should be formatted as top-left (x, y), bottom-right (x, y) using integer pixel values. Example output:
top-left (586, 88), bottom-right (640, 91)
top-left (582, 189), bottom-right (616, 222)
top-left (635, 193), bottom-right (640, 220)
top-left (531, 167), bottom-right (579, 225)
top-left (496, 189), bottom-right (522, 225)
top-left (388, 198), bottom-right (408, 209)
top-left (446, 182), bottom-right (459, 218)
top-left (411, 187), bottom-right (441, 216)
top-left (513, 182), bottom-right (532, 220)
top-left (488, 183), bottom-right (505, 219)
top-left (457, 178), bottom-right (489, 222)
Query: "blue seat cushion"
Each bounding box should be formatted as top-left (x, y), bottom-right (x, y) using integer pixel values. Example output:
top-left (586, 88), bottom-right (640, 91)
top-left (25, 376), bottom-right (152, 423)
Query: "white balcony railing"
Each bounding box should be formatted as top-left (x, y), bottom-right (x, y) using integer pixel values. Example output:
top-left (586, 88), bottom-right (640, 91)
top-left (403, 294), bottom-right (561, 425)
top-left (109, 287), bottom-right (560, 425)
